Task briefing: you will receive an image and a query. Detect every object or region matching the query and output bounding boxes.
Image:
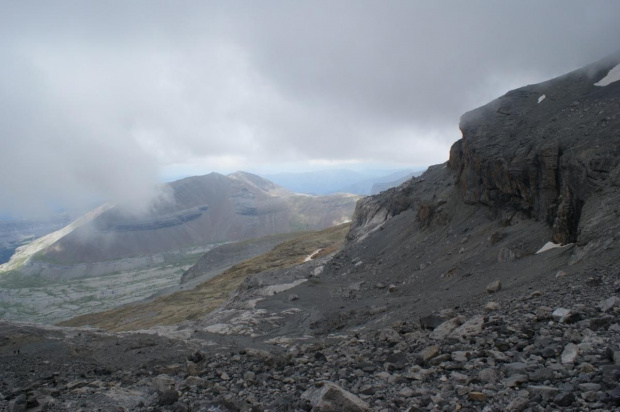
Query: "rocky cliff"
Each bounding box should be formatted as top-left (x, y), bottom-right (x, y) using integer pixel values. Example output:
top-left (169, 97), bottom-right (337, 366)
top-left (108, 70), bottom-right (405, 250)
top-left (350, 52), bottom-right (620, 259)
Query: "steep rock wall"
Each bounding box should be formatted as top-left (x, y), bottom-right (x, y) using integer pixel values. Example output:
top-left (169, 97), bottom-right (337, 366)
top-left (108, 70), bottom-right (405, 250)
top-left (349, 52), bottom-right (620, 253)
top-left (450, 52), bottom-right (620, 245)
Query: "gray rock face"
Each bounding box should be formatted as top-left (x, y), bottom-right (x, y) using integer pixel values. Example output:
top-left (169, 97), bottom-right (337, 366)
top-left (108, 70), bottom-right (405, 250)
top-left (449, 52), bottom-right (620, 246)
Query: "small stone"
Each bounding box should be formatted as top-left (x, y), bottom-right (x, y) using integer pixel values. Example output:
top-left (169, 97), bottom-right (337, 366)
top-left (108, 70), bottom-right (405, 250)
top-left (450, 315), bottom-right (484, 338)
top-left (503, 363), bottom-right (528, 376)
top-left (468, 391), bottom-right (486, 402)
top-left (9, 394), bottom-right (27, 412)
top-left (450, 371), bottom-right (470, 385)
top-left (66, 380), bottom-right (87, 390)
top-left (479, 368), bottom-right (499, 383)
top-left (388, 284), bottom-right (397, 293)
top-left (158, 390), bottom-right (179, 406)
top-left (419, 314), bottom-right (444, 330)
top-left (577, 362), bottom-right (595, 373)
top-left (430, 316), bottom-right (464, 340)
top-left (553, 391), bottom-right (575, 407)
top-left (288, 294), bottom-right (299, 301)
top-left (486, 280), bottom-right (502, 293)
top-left (152, 375), bottom-right (176, 394)
top-left (498, 248), bottom-right (516, 263)
top-left (220, 372), bottom-right (230, 380)
top-left (578, 383), bottom-right (601, 392)
top-left (599, 296), bottom-right (620, 312)
top-left (452, 351), bottom-right (469, 363)
top-left (504, 374), bottom-right (528, 388)
top-left (561, 343), bottom-right (579, 365)
top-left (529, 368), bottom-right (554, 382)
top-left (505, 397), bottom-right (529, 412)
top-left (552, 308), bottom-right (571, 321)
top-left (420, 345), bottom-right (440, 362)
top-left (399, 387), bottom-right (415, 398)
top-left (528, 385), bottom-right (559, 401)
top-left (484, 301), bottom-right (500, 311)
top-left (555, 271), bottom-right (568, 279)
top-left (301, 381), bottom-right (369, 412)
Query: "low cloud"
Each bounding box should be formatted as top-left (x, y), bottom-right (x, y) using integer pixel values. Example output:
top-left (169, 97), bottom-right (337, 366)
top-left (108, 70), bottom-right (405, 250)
top-left (2, 1), bottom-right (620, 217)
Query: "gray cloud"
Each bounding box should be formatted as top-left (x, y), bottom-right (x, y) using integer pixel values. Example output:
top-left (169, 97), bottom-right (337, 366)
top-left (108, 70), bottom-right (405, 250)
top-left (2, 1), bottom-right (620, 216)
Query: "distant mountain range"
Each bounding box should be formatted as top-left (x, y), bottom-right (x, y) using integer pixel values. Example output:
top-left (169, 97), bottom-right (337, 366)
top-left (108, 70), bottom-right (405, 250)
top-left (2, 171), bottom-right (359, 277)
top-left (263, 168), bottom-right (424, 195)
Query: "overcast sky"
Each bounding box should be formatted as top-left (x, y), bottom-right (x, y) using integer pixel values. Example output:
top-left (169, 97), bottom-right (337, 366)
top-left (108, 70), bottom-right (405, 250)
top-left (2, 1), bottom-right (620, 217)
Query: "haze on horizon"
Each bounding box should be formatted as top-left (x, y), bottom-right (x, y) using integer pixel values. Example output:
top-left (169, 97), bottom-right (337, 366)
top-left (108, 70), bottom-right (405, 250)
top-left (2, 1), bottom-right (620, 217)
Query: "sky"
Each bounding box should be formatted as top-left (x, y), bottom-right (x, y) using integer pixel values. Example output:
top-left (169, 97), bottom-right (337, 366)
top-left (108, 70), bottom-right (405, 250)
top-left (1, 1), bottom-right (620, 217)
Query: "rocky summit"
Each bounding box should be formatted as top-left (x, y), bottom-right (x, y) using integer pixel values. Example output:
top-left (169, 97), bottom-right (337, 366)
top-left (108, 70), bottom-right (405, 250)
top-left (2, 53), bottom-right (620, 411)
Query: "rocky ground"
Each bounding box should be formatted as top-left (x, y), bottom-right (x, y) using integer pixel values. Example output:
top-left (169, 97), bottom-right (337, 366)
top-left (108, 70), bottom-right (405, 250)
top-left (1, 263), bottom-right (619, 411)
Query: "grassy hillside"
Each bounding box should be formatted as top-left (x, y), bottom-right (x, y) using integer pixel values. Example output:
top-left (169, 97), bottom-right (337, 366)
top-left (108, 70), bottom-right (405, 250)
top-left (59, 223), bottom-right (349, 331)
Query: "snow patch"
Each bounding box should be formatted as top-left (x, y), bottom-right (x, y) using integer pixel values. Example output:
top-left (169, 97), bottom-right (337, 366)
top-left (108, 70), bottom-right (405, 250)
top-left (594, 63), bottom-right (620, 87)
top-left (303, 249), bottom-right (322, 262)
top-left (535, 241), bottom-right (572, 254)
top-left (537, 94), bottom-right (546, 104)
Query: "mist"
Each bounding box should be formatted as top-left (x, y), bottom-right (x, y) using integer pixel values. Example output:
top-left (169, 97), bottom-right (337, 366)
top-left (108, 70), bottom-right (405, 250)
top-left (2, 1), bottom-right (620, 217)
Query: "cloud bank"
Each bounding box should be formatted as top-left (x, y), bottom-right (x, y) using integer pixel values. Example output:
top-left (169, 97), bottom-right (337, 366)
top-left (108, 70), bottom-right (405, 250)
top-left (2, 1), bottom-right (620, 216)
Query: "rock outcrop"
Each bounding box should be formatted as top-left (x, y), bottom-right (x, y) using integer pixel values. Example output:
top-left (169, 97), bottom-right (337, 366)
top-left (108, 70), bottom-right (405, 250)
top-left (350, 52), bottom-right (620, 259)
top-left (450, 52), bottom-right (620, 246)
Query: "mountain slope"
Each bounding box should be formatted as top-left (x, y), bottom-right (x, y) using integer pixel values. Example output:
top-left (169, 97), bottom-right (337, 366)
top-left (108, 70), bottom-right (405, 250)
top-left (10, 172), bottom-right (358, 272)
top-left (0, 172), bottom-right (358, 324)
top-left (59, 223), bottom-right (350, 331)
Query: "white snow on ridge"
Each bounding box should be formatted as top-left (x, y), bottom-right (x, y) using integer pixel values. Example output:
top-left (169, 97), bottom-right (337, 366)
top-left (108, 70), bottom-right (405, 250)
top-left (594, 63), bottom-right (620, 87)
top-left (537, 94), bottom-right (546, 104)
top-left (535, 241), bottom-right (573, 255)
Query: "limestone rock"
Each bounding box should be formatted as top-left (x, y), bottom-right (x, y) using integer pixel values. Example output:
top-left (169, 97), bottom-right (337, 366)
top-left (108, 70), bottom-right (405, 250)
top-left (420, 345), bottom-right (440, 362)
top-left (561, 343), bottom-right (579, 364)
top-left (429, 316), bottom-right (464, 340)
top-left (450, 315), bottom-right (484, 338)
top-left (301, 381), bottom-right (370, 412)
top-left (599, 296), bottom-right (620, 312)
top-left (152, 375), bottom-right (176, 393)
top-left (486, 280), bottom-right (502, 293)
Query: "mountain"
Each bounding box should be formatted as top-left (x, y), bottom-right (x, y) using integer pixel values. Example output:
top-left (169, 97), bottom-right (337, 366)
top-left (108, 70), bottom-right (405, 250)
top-left (8, 171), bottom-right (357, 270)
top-left (0, 172), bottom-right (359, 323)
top-left (264, 168), bottom-right (421, 195)
top-left (0, 215), bottom-right (71, 265)
top-left (337, 169), bottom-right (424, 195)
top-left (369, 170), bottom-right (423, 194)
top-left (4, 53), bottom-right (620, 411)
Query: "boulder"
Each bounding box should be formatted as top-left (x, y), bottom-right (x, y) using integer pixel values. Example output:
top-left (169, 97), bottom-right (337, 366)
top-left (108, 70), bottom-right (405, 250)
top-left (450, 315), bottom-right (485, 338)
top-left (430, 316), bottom-right (464, 340)
top-left (599, 296), bottom-right (620, 312)
top-left (487, 280), bottom-right (502, 293)
top-left (301, 381), bottom-right (370, 412)
top-left (561, 343), bottom-right (579, 364)
top-left (420, 345), bottom-right (440, 362)
top-left (152, 375), bottom-right (176, 393)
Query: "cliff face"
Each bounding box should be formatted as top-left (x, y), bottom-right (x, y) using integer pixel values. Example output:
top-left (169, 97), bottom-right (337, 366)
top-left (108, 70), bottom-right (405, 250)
top-left (350, 52), bottom-right (620, 255)
top-left (451, 53), bottom-right (620, 246)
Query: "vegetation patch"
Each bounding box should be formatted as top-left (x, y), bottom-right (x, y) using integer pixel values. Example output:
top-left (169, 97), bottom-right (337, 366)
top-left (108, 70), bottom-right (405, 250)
top-left (59, 223), bottom-right (350, 331)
